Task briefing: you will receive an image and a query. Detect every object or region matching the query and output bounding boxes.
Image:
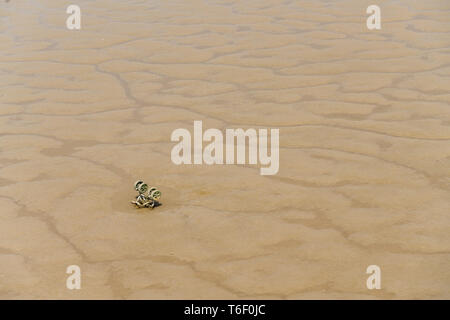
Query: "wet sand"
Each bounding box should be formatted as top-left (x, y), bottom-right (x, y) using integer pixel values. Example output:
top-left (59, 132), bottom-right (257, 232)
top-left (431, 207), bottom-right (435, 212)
top-left (0, 0), bottom-right (449, 299)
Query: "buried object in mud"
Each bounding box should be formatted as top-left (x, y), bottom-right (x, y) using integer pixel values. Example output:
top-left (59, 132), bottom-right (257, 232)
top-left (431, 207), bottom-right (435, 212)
top-left (131, 180), bottom-right (161, 209)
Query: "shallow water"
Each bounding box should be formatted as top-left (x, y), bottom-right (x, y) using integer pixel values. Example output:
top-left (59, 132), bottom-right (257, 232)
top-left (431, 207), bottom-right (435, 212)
top-left (0, 0), bottom-right (449, 299)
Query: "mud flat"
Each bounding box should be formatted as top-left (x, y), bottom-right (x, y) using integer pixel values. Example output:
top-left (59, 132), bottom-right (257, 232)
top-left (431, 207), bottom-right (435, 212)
top-left (0, 0), bottom-right (449, 299)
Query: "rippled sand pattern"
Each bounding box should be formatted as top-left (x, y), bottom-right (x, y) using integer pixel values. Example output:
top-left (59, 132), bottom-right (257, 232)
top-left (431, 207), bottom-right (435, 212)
top-left (0, 0), bottom-right (449, 299)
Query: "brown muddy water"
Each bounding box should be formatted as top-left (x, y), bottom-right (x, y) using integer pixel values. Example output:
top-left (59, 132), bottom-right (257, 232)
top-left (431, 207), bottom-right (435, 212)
top-left (0, 0), bottom-right (449, 299)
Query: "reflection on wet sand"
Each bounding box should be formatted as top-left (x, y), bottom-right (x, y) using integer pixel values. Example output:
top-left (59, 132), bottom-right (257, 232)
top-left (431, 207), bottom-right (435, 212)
top-left (0, 0), bottom-right (449, 299)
